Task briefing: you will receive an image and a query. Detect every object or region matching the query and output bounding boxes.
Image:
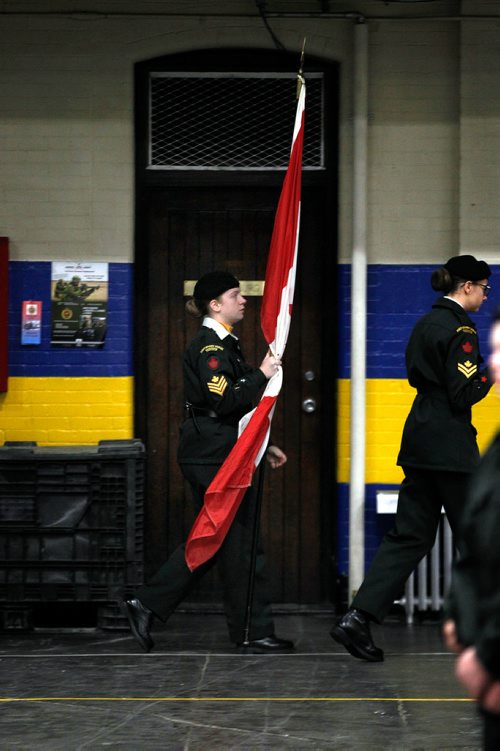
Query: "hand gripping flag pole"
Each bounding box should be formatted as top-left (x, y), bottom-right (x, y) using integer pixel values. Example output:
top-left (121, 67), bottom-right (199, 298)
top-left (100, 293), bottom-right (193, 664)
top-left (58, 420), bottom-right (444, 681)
top-left (185, 58), bottom-right (306, 641)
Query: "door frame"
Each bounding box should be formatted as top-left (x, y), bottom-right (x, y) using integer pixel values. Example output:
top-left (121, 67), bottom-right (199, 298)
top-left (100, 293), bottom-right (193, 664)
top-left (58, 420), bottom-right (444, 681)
top-left (134, 48), bottom-right (340, 604)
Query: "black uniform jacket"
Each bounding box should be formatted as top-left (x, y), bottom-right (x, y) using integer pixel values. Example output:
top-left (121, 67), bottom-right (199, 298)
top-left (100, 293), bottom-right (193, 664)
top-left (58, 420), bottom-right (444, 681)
top-left (178, 321), bottom-right (267, 465)
top-left (447, 433), bottom-right (500, 678)
top-left (397, 297), bottom-right (493, 473)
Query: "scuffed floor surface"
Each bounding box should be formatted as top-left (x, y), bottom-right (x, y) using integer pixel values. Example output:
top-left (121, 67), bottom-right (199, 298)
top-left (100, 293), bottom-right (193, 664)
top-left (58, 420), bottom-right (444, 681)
top-left (0, 613), bottom-right (482, 750)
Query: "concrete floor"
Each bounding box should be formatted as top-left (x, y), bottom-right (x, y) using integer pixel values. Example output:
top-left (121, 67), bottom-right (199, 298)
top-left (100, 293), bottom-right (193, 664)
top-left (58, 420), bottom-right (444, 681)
top-left (0, 612), bottom-right (482, 750)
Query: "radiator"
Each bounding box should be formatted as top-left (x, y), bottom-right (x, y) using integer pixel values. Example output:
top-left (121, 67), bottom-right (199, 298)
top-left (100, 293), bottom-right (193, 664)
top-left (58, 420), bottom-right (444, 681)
top-left (398, 516), bottom-right (454, 625)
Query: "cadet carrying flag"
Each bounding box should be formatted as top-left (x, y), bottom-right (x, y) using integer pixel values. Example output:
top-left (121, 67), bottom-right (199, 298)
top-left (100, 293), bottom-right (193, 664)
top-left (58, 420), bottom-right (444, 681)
top-left (185, 76), bottom-right (306, 572)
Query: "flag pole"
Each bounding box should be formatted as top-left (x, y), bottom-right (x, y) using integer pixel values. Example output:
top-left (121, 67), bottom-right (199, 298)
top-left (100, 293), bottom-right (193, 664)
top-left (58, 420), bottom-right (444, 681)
top-left (239, 45), bottom-right (306, 650)
top-left (240, 453), bottom-right (267, 649)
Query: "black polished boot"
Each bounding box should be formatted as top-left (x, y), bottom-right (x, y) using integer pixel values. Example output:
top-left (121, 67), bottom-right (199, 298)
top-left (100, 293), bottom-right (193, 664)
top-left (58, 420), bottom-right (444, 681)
top-left (122, 598), bottom-right (154, 653)
top-left (237, 634), bottom-right (295, 654)
top-left (330, 608), bottom-right (384, 662)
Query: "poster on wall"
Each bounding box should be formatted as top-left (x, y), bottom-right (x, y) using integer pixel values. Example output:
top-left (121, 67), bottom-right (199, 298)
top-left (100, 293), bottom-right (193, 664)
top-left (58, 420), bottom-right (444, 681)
top-left (21, 301), bottom-right (42, 345)
top-left (51, 262), bottom-right (108, 347)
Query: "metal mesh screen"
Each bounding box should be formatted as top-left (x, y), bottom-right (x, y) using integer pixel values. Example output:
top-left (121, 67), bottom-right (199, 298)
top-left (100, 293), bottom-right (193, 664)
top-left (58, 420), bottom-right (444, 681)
top-left (149, 73), bottom-right (323, 170)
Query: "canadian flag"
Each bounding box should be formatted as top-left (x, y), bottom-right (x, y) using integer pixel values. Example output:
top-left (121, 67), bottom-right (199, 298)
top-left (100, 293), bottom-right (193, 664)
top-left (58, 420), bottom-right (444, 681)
top-left (185, 79), bottom-right (306, 571)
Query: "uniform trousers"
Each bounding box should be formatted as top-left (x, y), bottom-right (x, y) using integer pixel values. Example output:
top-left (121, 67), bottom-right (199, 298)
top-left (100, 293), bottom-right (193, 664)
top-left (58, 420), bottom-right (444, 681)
top-left (482, 709), bottom-right (500, 751)
top-left (352, 467), bottom-right (470, 623)
top-left (135, 463), bottom-right (275, 644)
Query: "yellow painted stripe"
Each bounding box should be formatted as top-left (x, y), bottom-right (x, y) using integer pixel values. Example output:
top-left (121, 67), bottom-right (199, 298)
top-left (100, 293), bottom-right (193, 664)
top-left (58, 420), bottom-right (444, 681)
top-left (337, 379), bottom-right (499, 484)
top-left (0, 696), bottom-right (473, 703)
top-left (0, 376), bottom-right (134, 446)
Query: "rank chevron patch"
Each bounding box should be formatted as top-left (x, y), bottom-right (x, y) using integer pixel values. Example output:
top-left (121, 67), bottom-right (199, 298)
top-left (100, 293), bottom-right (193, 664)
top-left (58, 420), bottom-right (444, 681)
top-left (207, 374), bottom-right (228, 395)
top-left (457, 360), bottom-right (477, 379)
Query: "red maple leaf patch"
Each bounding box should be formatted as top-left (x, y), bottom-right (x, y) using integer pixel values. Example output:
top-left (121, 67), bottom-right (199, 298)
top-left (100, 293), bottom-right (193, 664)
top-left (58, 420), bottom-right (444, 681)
top-left (207, 356), bottom-right (219, 370)
top-left (461, 341), bottom-right (473, 353)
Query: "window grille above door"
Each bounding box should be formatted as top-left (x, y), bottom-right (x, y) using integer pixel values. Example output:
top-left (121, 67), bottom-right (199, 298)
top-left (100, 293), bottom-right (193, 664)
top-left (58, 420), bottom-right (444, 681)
top-left (149, 72), bottom-right (324, 171)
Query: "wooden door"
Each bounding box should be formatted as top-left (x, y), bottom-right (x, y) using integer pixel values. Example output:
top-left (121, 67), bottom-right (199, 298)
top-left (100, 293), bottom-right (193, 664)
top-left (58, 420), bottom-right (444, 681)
top-left (137, 184), bottom-right (335, 605)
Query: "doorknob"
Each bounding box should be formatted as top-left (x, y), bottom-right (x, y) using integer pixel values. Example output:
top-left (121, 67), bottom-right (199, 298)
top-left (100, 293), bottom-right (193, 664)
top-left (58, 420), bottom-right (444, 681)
top-left (302, 398), bottom-right (317, 414)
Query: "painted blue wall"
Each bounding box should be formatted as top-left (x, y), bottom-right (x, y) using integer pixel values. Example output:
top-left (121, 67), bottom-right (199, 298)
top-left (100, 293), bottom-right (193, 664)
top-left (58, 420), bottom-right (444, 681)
top-left (8, 262), bottom-right (134, 377)
top-left (337, 264), bottom-right (496, 379)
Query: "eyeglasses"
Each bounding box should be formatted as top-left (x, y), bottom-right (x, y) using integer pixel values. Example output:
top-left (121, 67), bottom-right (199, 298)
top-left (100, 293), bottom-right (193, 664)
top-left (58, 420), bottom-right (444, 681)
top-left (472, 282), bottom-right (492, 295)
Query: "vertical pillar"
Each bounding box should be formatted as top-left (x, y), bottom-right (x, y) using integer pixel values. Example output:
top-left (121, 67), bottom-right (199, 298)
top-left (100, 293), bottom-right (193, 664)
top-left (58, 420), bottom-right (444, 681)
top-left (349, 21), bottom-right (368, 602)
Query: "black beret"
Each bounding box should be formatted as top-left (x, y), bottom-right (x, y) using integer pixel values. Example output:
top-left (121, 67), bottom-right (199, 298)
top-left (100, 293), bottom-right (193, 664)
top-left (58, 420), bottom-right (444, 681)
top-left (444, 254), bottom-right (491, 281)
top-left (193, 271), bottom-right (240, 302)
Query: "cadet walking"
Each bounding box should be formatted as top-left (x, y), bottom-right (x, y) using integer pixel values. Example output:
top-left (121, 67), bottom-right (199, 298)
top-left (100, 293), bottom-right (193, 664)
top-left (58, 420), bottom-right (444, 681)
top-left (444, 305), bottom-right (500, 750)
top-left (332, 255), bottom-right (493, 661)
top-left (123, 271), bottom-right (293, 654)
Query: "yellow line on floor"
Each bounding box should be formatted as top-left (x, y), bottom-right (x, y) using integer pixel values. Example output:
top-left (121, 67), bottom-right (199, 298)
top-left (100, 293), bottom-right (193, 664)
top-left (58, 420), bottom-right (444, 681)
top-left (0, 697), bottom-right (473, 703)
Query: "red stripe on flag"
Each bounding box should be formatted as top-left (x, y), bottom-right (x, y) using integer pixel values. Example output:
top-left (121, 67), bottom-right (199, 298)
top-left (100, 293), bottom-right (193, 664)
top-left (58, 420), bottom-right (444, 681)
top-left (185, 396), bottom-right (277, 571)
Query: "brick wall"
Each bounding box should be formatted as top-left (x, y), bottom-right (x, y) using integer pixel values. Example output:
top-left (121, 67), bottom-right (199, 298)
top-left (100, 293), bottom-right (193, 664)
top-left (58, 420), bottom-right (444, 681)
top-left (0, 261), bottom-right (134, 445)
top-left (365, 20), bottom-right (459, 264)
top-left (460, 16), bottom-right (500, 259)
top-left (0, 5), bottom-right (499, 577)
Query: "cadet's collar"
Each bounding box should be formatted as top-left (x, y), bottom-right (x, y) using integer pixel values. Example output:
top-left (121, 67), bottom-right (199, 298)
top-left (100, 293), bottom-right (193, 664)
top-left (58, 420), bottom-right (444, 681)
top-left (434, 297), bottom-right (475, 325)
top-left (443, 295), bottom-right (465, 309)
top-left (203, 316), bottom-right (238, 340)
top-left (434, 296), bottom-right (466, 313)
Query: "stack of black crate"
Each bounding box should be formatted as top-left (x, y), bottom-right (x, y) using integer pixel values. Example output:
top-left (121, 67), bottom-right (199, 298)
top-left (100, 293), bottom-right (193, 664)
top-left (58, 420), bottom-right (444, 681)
top-left (0, 439), bottom-right (145, 631)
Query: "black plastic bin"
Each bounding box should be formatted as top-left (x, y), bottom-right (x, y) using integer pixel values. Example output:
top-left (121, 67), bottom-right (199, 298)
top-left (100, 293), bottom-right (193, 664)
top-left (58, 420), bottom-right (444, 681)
top-left (0, 439), bottom-right (145, 630)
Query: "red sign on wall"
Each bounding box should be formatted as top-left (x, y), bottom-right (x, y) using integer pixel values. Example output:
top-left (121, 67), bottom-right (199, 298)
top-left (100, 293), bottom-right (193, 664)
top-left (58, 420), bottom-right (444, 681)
top-left (0, 237), bottom-right (8, 393)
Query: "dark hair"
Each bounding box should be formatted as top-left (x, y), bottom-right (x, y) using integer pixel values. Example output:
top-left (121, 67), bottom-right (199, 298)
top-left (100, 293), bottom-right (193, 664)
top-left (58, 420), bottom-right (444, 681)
top-left (431, 267), bottom-right (463, 294)
top-left (185, 297), bottom-right (204, 318)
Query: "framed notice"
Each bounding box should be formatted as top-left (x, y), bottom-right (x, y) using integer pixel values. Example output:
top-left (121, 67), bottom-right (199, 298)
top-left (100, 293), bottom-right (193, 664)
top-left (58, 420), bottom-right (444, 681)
top-left (51, 262), bottom-right (108, 348)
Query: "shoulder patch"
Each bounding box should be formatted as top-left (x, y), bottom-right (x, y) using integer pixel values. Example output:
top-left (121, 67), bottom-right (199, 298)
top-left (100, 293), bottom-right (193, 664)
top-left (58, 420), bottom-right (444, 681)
top-left (456, 326), bottom-right (476, 335)
top-left (461, 341), bottom-right (473, 353)
top-left (207, 375), bottom-right (228, 395)
top-left (200, 344), bottom-right (224, 353)
top-left (457, 360), bottom-right (477, 379)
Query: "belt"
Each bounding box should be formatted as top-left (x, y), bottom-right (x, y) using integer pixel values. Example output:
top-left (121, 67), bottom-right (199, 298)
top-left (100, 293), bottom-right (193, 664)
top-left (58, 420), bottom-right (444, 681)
top-left (185, 402), bottom-right (217, 434)
top-left (416, 389), bottom-right (448, 401)
top-left (185, 402), bottom-right (217, 419)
